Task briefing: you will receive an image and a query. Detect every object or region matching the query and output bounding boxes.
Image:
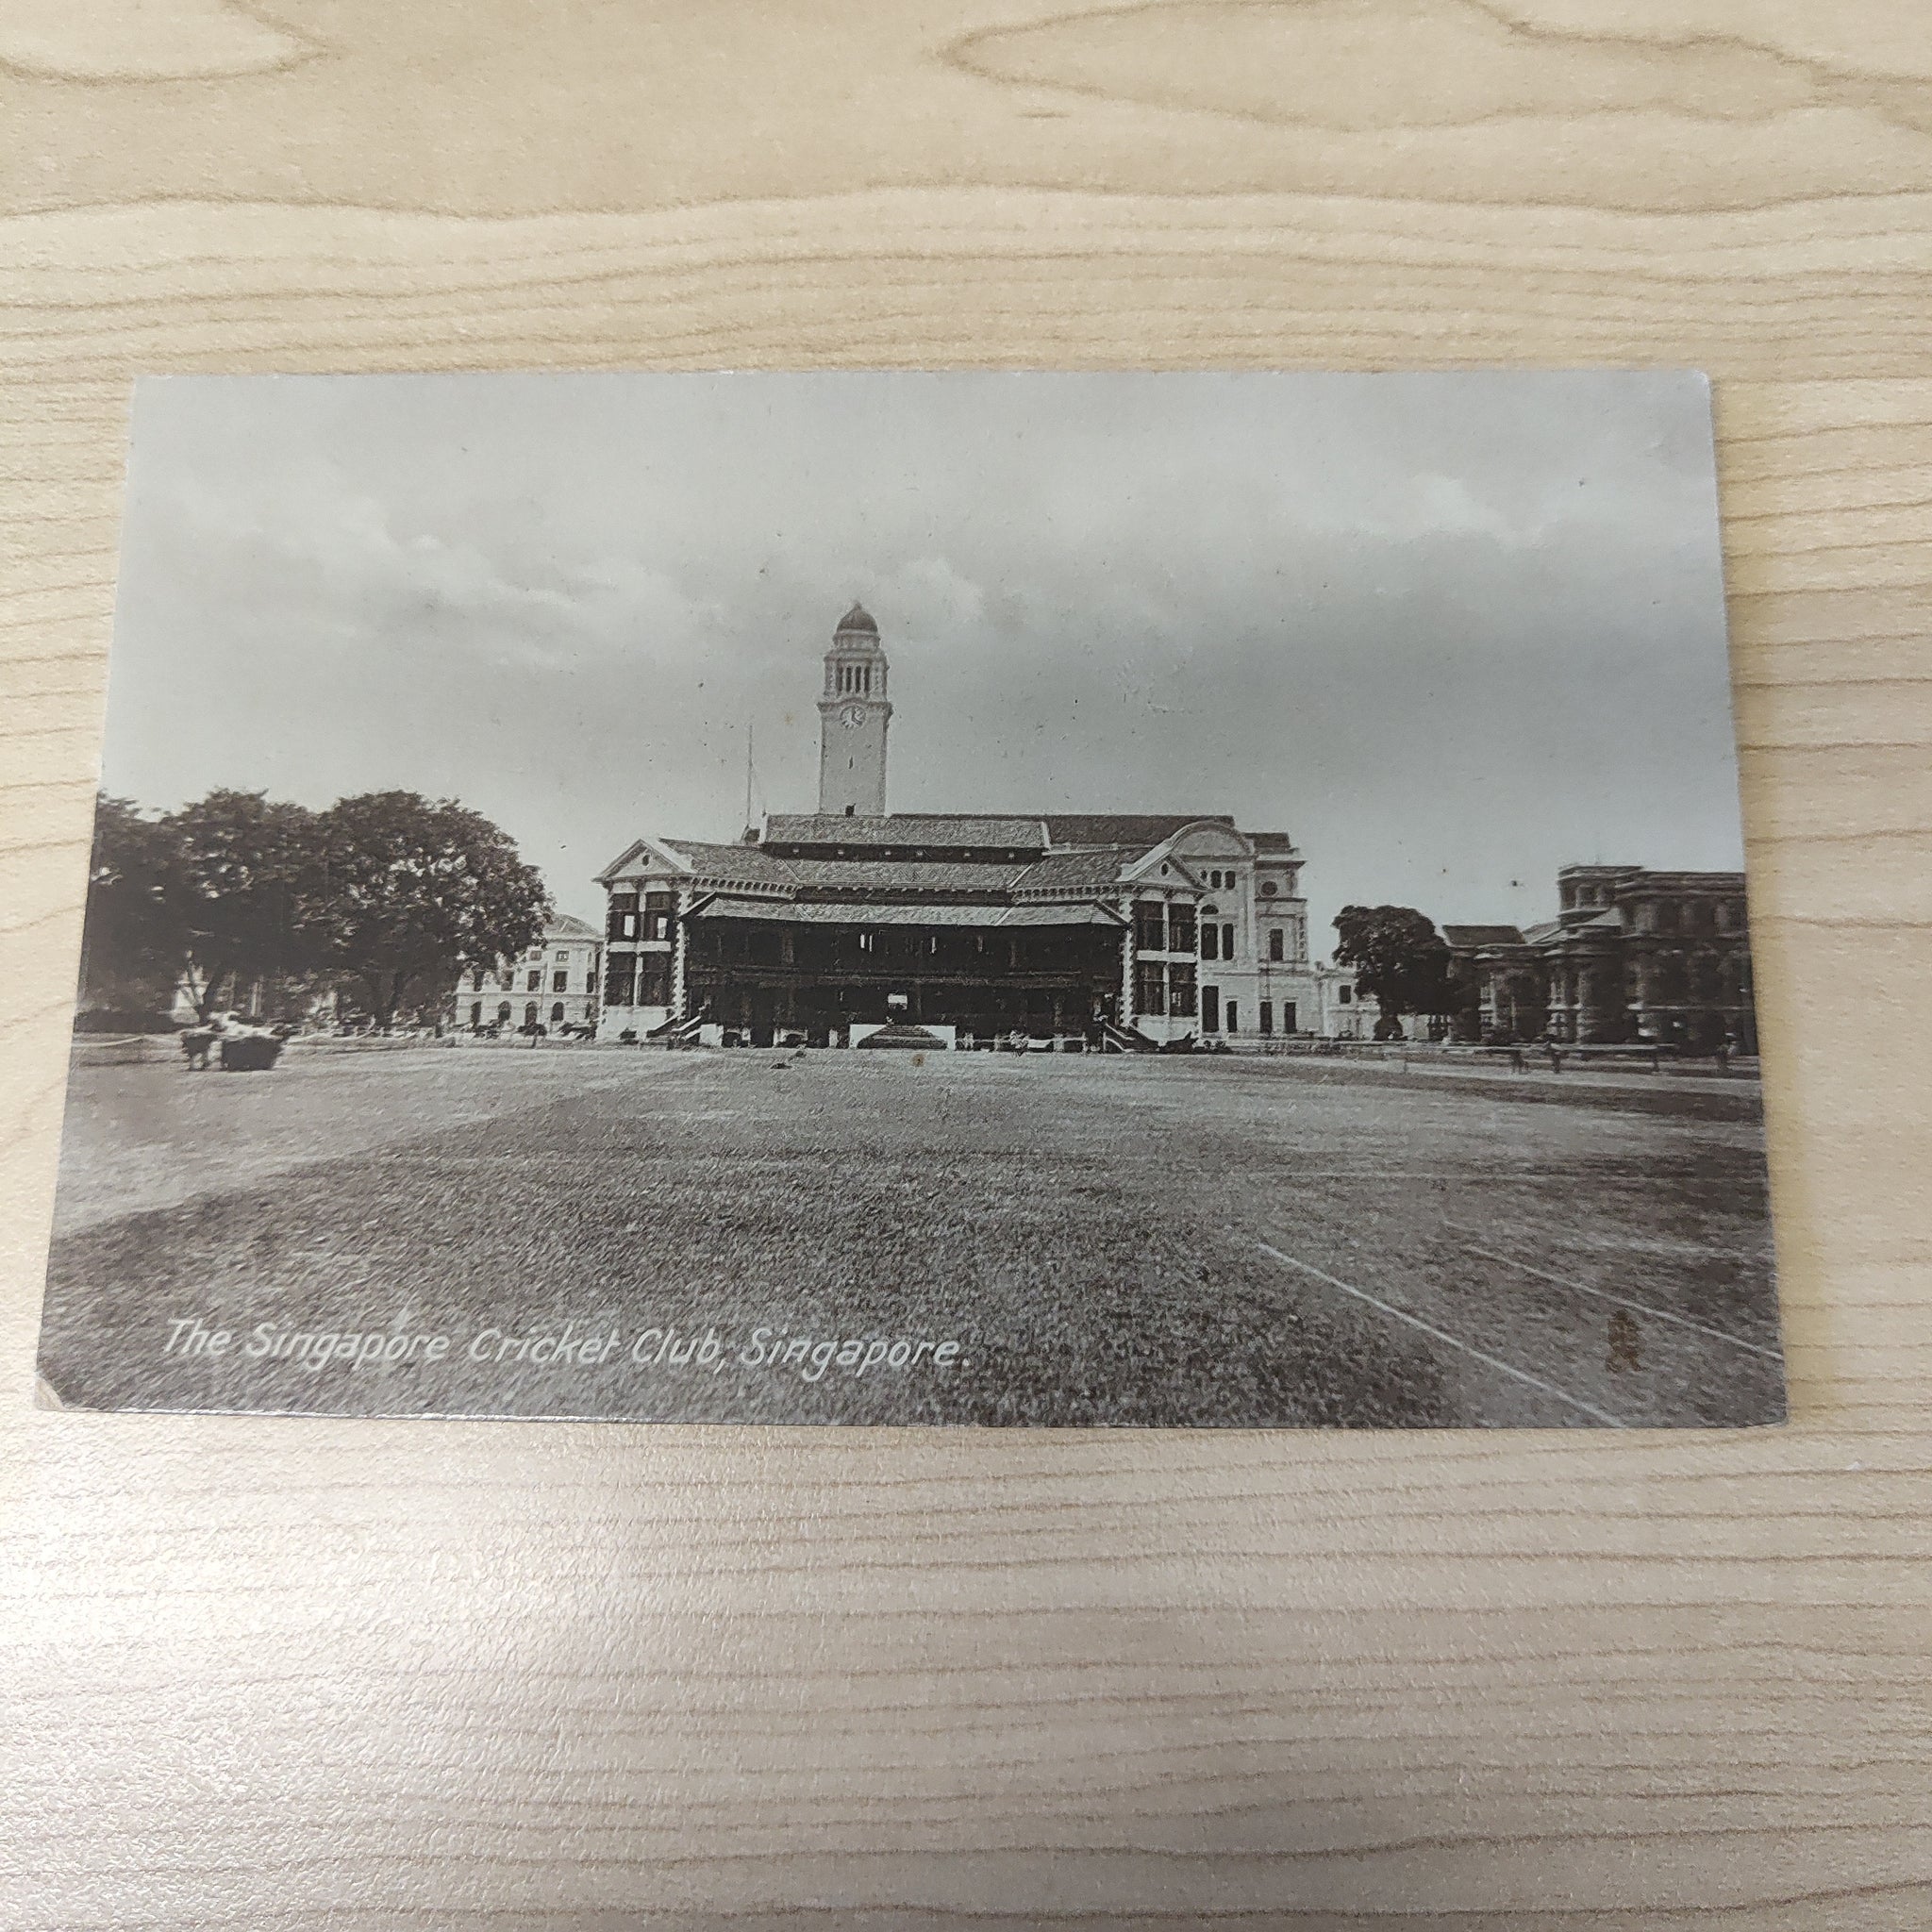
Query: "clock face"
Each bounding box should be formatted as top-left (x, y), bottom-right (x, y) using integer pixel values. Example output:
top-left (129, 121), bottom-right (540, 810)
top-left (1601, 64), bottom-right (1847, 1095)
top-left (840, 703), bottom-right (867, 728)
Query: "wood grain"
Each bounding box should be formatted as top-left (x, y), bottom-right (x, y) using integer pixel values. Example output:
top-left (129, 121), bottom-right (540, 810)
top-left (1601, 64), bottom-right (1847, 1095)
top-left (3, 3), bottom-right (1929, 1925)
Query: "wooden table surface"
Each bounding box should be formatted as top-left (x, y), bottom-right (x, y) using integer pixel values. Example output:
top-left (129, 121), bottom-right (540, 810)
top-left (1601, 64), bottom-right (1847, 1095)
top-left (4, 4), bottom-right (1929, 1925)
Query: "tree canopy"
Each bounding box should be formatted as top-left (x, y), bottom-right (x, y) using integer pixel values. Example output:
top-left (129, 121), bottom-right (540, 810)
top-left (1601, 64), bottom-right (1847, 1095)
top-left (306, 792), bottom-right (551, 1029)
top-left (1332, 905), bottom-right (1455, 1041)
top-left (77, 787), bottom-right (551, 1029)
top-left (80, 795), bottom-right (185, 1020)
top-left (169, 790), bottom-right (322, 1020)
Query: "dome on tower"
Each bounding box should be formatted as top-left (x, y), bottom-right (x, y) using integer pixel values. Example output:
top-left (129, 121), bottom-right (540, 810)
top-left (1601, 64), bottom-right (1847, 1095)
top-left (834, 602), bottom-right (879, 640)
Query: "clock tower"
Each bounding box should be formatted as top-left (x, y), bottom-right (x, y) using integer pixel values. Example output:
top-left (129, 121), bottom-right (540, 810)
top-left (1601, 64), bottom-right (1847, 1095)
top-left (817, 603), bottom-right (892, 818)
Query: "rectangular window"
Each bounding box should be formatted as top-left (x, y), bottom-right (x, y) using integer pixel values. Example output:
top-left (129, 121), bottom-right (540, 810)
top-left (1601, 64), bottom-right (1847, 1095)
top-left (1268, 928), bottom-right (1284, 962)
top-left (1225, 1001), bottom-right (1238, 1034)
top-left (604, 955), bottom-right (636, 1007)
top-left (1282, 1001), bottom-right (1297, 1034)
top-left (1134, 961), bottom-right (1166, 1016)
top-left (1133, 903), bottom-right (1165, 954)
top-left (1200, 924), bottom-right (1220, 961)
top-left (858, 932), bottom-right (875, 954)
top-left (638, 952), bottom-right (672, 1007)
top-left (1169, 963), bottom-right (1197, 1018)
top-left (526, 971), bottom-right (541, 992)
top-left (1168, 907), bottom-right (1196, 954)
top-left (1259, 1001), bottom-right (1274, 1035)
top-left (1222, 923), bottom-right (1236, 958)
top-left (1202, 985), bottom-right (1221, 1033)
top-left (553, 971), bottom-right (569, 993)
top-left (1339, 985), bottom-right (1352, 1005)
top-left (556, 949), bottom-right (569, 963)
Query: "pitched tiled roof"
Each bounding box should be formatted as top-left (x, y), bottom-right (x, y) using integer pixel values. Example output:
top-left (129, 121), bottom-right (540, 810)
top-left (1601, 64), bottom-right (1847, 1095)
top-left (763, 813), bottom-right (1046, 850)
top-left (1041, 813), bottom-right (1232, 847)
top-left (783, 858), bottom-right (1035, 894)
top-left (689, 897), bottom-right (1122, 928)
top-left (658, 839), bottom-right (795, 885)
top-left (1442, 924), bottom-right (1525, 949)
top-left (610, 837), bottom-right (1109, 899)
top-left (607, 813), bottom-right (1259, 898)
top-left (1012, 848), bottom-right (1135, 892)
top-left (755, 811), bottom-right (1256, 858)
top-left (545, 912), bottom-right (603, 941)
top-left (997, 901), bottom-right (1125, 928)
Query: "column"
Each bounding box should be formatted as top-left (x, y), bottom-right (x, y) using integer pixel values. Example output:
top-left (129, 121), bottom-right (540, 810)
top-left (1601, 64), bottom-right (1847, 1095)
top-left (671, 889), bottom-right (689, 1020)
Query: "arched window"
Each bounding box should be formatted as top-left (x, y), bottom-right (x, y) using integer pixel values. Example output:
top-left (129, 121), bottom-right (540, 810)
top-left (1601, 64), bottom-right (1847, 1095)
top-left (524, 1003), bottom-right (538, 1028)
top-left (551, 1002), bottom-right (565, 1024)
top-left (497, 1003), bottom-right (511, 1025)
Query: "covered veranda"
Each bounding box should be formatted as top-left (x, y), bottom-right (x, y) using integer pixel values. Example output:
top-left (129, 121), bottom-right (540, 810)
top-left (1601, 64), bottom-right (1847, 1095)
top-left (683, 899), bottom-right (1128, 1045)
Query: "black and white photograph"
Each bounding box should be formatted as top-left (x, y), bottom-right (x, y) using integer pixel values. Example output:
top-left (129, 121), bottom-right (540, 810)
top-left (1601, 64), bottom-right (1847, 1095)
top-left (38, 370), bottom-right (1783, 1427)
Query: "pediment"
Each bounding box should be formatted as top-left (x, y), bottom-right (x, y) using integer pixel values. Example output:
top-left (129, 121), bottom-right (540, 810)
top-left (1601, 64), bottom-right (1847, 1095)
top-left (1120, 846), bottom-right (1206, 889)
top-left (1166, 821), bottom-right (1254, 861)
top-left (594, 835), bottom-right (695, 885)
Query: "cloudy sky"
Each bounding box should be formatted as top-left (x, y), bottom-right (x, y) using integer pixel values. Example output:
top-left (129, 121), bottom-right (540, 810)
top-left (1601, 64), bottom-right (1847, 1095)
top-left (104, 371), bottom-right (1744, 946)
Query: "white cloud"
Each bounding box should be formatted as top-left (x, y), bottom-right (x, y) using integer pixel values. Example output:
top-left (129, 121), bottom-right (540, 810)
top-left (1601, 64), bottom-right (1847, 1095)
top-left (107, 371), bottom-right (1742, 936)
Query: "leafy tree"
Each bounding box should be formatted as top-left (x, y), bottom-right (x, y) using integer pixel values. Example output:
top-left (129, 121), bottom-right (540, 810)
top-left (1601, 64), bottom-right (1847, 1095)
top-left (77, 794), bottom-right (186, 1022)
top-left (1332, 905), bottom-right (1455, 1041)
top-left (304, 791), bottom-right (550, 1029)
top-left (163, 791), bottom-right (323, 1021)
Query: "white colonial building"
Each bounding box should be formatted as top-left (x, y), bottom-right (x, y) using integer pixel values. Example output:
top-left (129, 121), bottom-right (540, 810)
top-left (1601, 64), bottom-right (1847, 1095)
top-left (453, 913), bottom-right (603, 1035)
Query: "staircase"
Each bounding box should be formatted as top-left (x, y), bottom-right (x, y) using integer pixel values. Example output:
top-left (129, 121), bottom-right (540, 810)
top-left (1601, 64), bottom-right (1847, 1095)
top-left (649, 1008), bottom-right (708, 1048)
top-left (1100, 1020), bottom-right (1160, 1054)
top-left (855, 1022), bottom-right (947, 1051)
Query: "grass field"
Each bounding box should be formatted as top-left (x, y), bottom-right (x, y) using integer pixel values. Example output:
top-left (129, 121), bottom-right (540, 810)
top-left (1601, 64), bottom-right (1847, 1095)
top-left (38, 1042), bottom-right (1785, 1427)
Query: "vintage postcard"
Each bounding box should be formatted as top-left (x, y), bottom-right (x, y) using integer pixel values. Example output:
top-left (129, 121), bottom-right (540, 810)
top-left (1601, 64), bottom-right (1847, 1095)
top-left (38, 371), bottom-right (1783, 1426)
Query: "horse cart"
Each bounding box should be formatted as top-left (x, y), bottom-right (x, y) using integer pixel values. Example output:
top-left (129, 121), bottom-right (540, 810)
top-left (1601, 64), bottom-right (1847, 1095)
top-left (181, 1019), bottom-right (286, 1073)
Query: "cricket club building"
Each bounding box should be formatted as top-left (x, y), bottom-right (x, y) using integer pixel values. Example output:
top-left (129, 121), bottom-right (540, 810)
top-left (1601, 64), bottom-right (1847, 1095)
top-left (594, 606), bottom-right (1323, 1048)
